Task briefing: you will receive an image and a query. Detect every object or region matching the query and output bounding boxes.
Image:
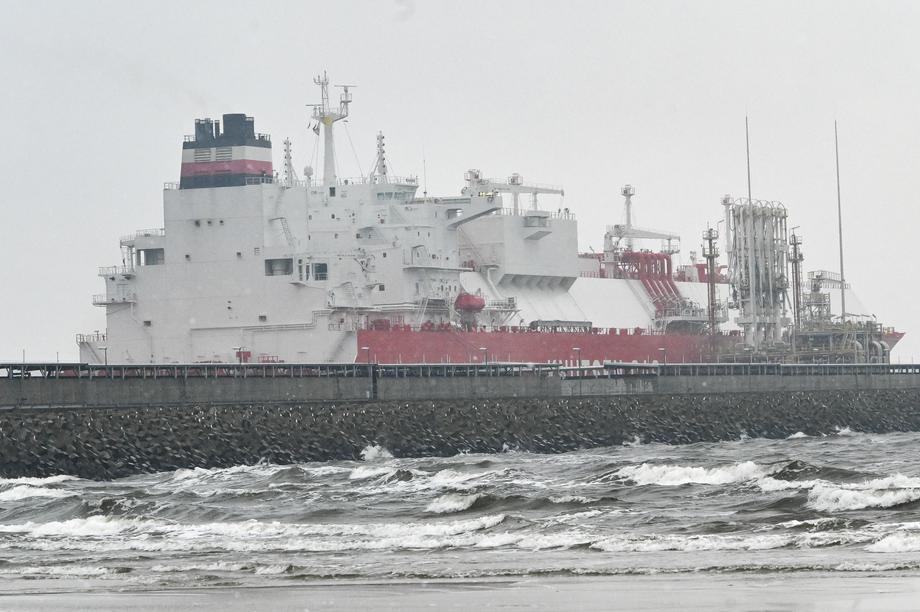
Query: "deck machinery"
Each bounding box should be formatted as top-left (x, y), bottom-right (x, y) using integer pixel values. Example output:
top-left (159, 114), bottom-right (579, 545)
top-left (719, 196), bottom-right (893, 363)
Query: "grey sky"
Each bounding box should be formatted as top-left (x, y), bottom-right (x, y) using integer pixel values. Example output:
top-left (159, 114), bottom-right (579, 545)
top-left (2, 0), bottom-right (918, 361)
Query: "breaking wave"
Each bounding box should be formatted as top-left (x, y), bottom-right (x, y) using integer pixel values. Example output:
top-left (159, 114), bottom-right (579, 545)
top-left (0, 485), bottom-right (75, 502)
top-left (866, 532), bottom-right (920, 553)
top-left (360, 445), bottom-right (393, 462)
top-left (614, 461), bottom-right (770, 486)
top-left (4, 432), bottom-right (920, 586)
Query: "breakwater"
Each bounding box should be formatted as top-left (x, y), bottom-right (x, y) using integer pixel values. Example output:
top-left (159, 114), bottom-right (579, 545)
top-left (4, 362), bottom-right (920, 407)
top-left (3, 388), bottom-right (920, 480)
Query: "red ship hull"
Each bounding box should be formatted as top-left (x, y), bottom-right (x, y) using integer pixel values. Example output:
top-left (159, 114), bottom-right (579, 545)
top-left (358, 328), bottom-right (720, 365)
top-left (355, 329), bottom-right (905, 364)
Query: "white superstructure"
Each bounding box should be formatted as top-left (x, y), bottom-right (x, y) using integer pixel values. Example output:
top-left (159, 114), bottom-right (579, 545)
top-left (81, 74), bottom-right (891, 366)
top-left (82, 76), bottom-right (599, 364)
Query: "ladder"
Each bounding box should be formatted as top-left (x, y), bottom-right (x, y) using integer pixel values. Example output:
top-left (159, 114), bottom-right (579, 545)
top-left (270, 217), bottom-right (295, 248)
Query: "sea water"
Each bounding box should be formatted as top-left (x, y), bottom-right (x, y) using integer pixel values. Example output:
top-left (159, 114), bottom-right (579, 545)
top-left (2, 430), bottom-right (920, 596)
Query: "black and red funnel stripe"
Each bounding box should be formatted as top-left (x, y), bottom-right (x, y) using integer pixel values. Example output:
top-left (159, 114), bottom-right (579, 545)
top-left (179, 114), bottom-right (272, 189)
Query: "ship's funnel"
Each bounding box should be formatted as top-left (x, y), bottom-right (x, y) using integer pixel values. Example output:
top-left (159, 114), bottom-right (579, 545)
top-left (179, 114), bottom-right (273, 189)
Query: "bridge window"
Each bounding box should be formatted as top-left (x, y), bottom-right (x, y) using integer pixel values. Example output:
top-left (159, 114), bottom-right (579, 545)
top-left (264, 258), bottom-right (293, 276)
top-left (313, 262), bottom-right (328, 281)
top-left (137, 248), bottom-right (164, 266)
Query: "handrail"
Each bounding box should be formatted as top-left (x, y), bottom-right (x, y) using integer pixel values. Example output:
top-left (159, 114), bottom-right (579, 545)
top-left (98, 266), bottom-right (136, 276)
top-left (3, 361), bottom-right (919, 380)
top-left (92, 293), bottom-right (137, 305)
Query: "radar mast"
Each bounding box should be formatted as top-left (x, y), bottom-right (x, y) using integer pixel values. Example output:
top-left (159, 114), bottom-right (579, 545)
top-left (310, 71), bottom-right (353, 188)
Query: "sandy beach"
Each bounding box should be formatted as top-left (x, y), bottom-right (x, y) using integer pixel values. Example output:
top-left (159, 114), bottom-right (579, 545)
top-left (2, 574), bottom-right (920, 612)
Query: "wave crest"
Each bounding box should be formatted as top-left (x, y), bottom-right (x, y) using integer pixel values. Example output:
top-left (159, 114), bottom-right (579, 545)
top-left (615, 461), bottom-right (769, 486)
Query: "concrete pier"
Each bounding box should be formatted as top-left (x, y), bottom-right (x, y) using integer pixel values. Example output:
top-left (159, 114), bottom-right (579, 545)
top-left (3, 362), bottom-right (920, 480)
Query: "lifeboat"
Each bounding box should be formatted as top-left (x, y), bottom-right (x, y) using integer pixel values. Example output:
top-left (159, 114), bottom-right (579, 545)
top-left (454, 292), bottom-right (486, 312)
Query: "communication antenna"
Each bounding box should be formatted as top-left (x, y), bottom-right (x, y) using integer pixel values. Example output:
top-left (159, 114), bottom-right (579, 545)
top-left (835, 120), bottom-right (847, 323)
top-left (422, 147), bottom-right (428, 198)
top-left (745, 116), bottom-right (753, 203)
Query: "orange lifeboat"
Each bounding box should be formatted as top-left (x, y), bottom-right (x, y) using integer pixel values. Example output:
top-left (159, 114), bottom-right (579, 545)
top-left (454, 292), bottom-right (486, 312)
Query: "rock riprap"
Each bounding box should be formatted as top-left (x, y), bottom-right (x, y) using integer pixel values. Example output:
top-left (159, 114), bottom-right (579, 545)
top-left (2, 389), bottom-right (919, 479)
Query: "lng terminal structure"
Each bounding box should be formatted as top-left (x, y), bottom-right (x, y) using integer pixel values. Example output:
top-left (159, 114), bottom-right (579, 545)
top-left (78, 74), bottom-right (902, 366)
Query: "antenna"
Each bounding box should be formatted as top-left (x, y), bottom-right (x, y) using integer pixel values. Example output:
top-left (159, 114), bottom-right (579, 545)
top-left (422, 147), bottom-right (428, 198)
top-left (835, 120), bottom-right (846, 323)
top-left (745, 116), bottom-right (753, 203)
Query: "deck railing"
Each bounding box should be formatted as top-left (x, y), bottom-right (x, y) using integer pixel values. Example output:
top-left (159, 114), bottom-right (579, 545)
top-left (3, 361), bottom-right (919, 380)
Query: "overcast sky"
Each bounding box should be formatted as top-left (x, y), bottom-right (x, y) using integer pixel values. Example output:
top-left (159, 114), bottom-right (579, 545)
top-left (2, 0), bottom-right (919, 361)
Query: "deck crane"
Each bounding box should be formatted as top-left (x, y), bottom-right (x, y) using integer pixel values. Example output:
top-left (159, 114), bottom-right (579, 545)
top-left (461, 170), bottom-right (564, 214)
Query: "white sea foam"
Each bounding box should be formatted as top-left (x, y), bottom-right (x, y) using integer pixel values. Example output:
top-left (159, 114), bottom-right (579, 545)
top-left (541, 509), bottom-right (604, 525)
top-left (756, 476), bottom-right (823, 492)
top-left (254, 564), bottom-right (292, 575)
top-left (866, 532), bottom-right (920, 553)
top-left (615, 461), bottom-right (769, 486)
top-left (150, 561), bottom-right (250, 573)
top-left (0, 475), bottom-right (78, 486)
top-left (0, 485), bottom-right (74, 502)
top-left (805, 475), bottom-right (920, 512)
top-left (590, 530), bottom-right (872, 553)
top-left (347, 466), bottom-right (395, 480)
top-left (808, 485), bottom-right (920, 512)
top-left (775, 517), bottom-right (845, 530)
top-left (548, 495), bottom-right (598, 504)
top-left (591, 533), bottom-right (792, 553)
top-left (0, 565), bottom-right (115, 577)
top-left (0, 514), bottom-right (509, 554)
top-left (786, 431), bottom-right (810, 439)
top-left (835, 426), bottom-right (856, 436)
top-left (428, 468), bottom-right (496, 487)
top-left (360, 445), bottom-right (393, 461)
top-left (425, 493), bottom-right (482, 514)
top-left (299, 465), bottom-right (351, 477)
top-left (169, 463), bottom-right (279, 482)
top-left (622, 436), bottom-right (643, 447)
top-left (833, 561), bottom-right (916, 571)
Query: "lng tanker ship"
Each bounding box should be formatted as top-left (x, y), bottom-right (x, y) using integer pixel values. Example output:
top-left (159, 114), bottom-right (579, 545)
top-left (77, 73), bottom-right (902, 366)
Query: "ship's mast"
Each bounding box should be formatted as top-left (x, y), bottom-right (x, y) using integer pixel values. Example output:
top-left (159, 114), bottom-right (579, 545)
top-left (744, 116), bottom-right (758, 345)
top-left (834, 121), bottom-right (847, 323)
top-left (311, 72), bottom-right (352, 188)
top-left (702, 226), bottom-right (720, 355)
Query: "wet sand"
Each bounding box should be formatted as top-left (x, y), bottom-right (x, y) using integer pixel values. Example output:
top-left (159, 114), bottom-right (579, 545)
top-left (2, 574), bottom-right (919, 611)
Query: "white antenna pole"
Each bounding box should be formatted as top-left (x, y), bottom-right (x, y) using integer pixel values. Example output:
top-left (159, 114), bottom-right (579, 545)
top-left (745, 116), bottom-right (753, 203)
top-left (835, 120), bottom-right (846, 323)
top-left (422, 147), bottom-right (428, 198)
